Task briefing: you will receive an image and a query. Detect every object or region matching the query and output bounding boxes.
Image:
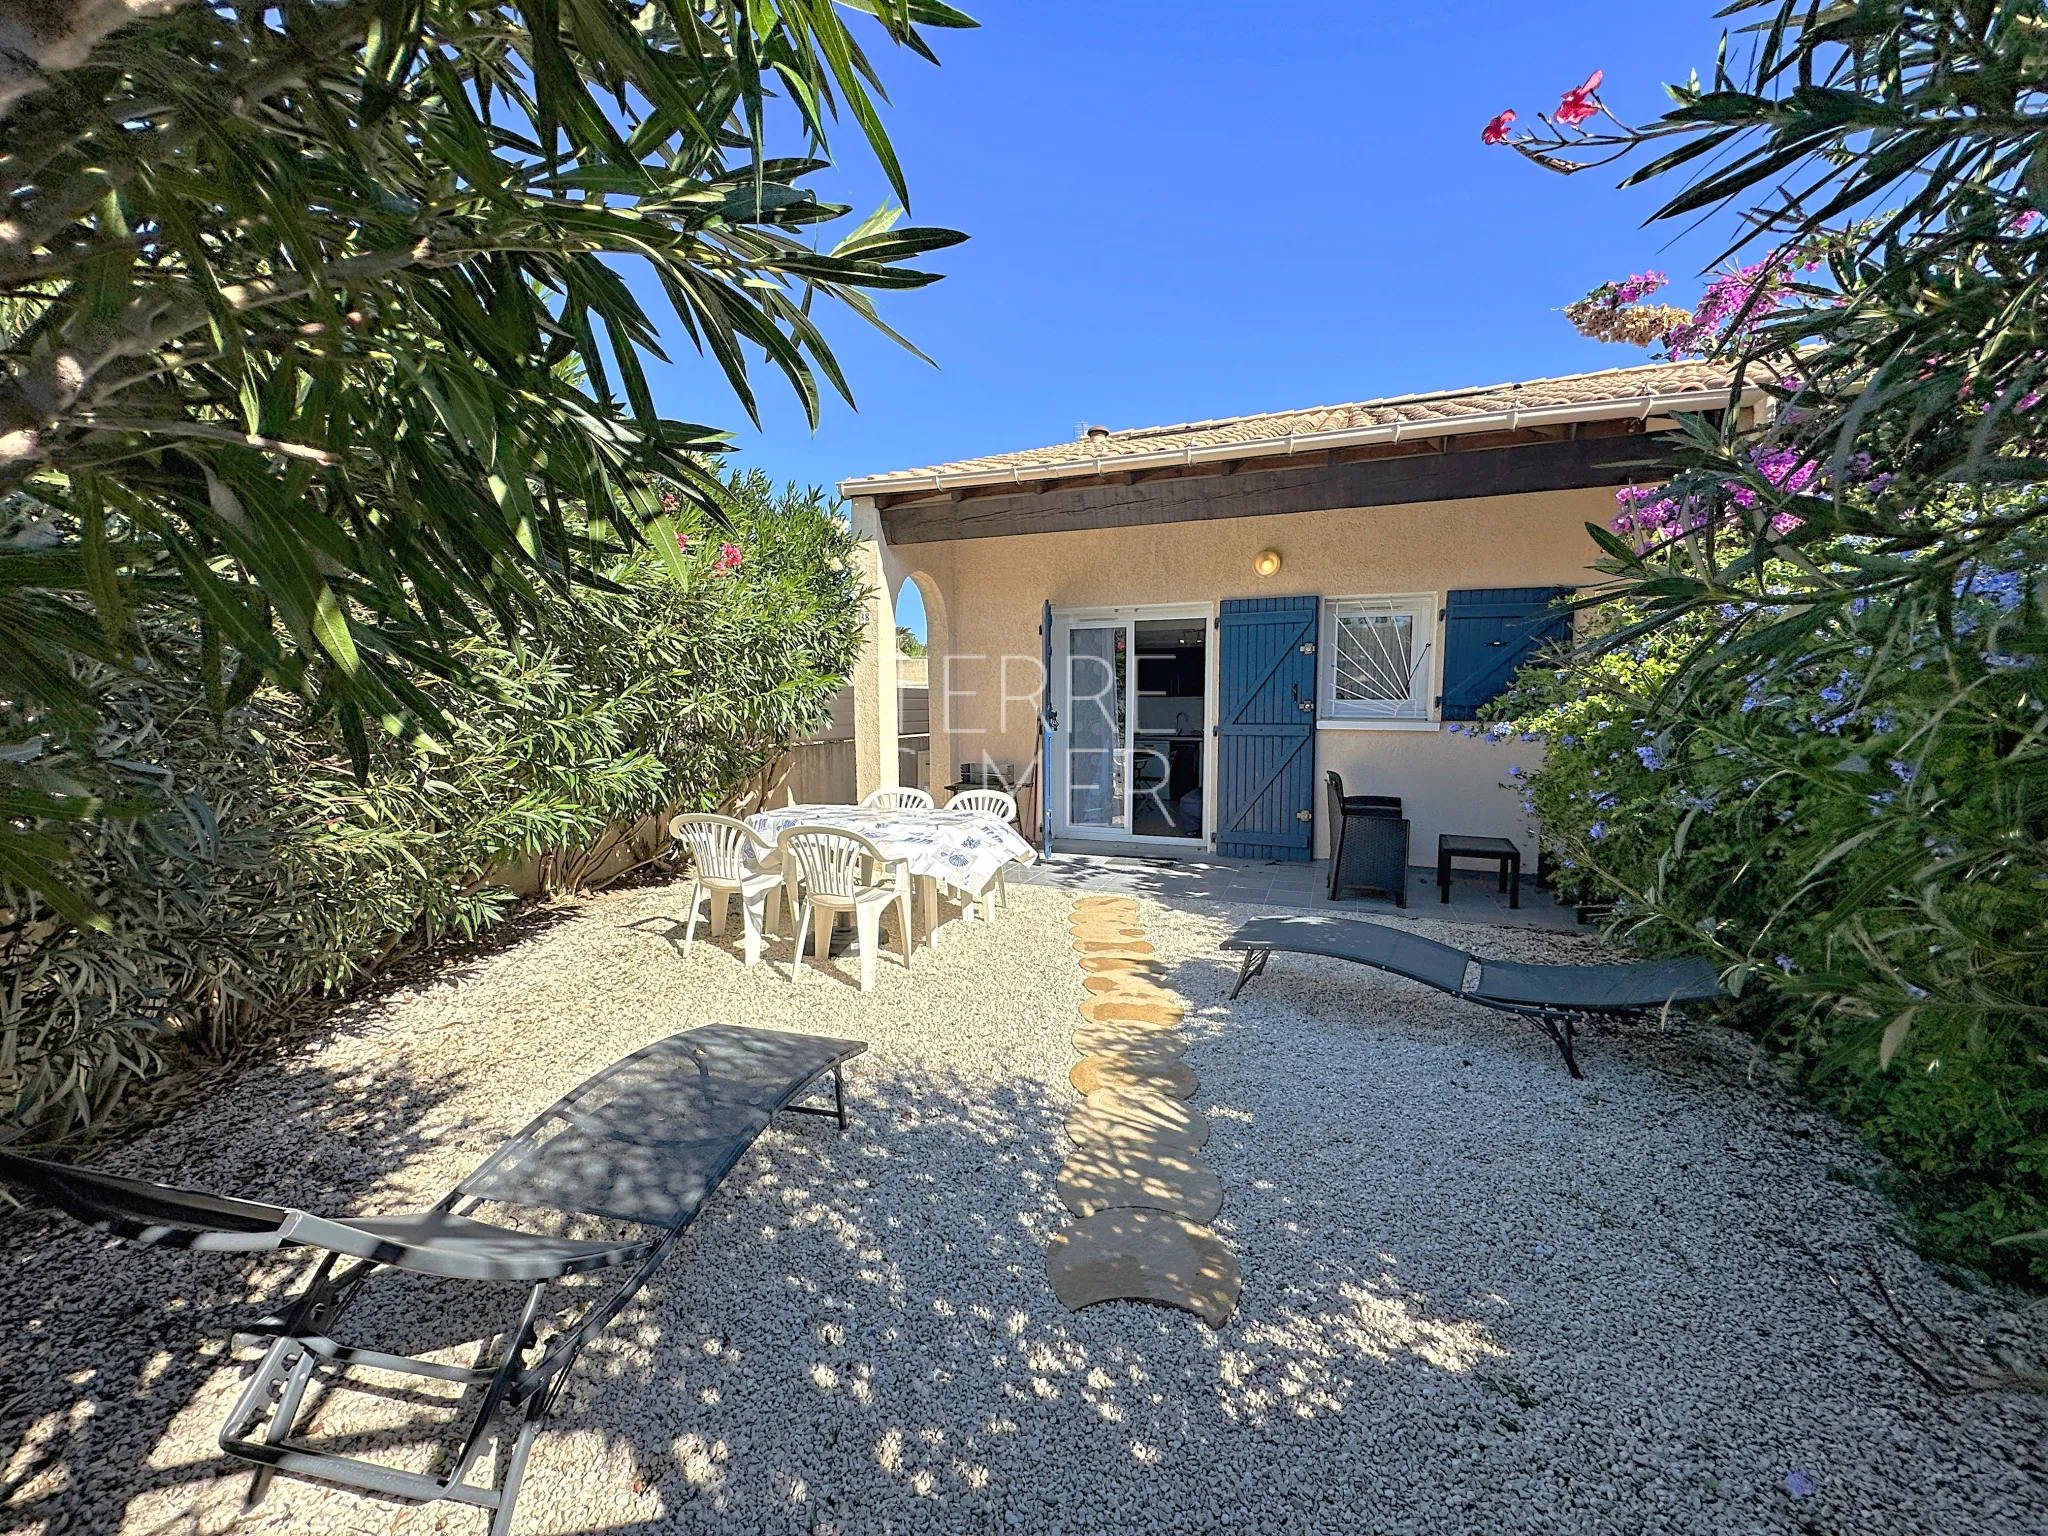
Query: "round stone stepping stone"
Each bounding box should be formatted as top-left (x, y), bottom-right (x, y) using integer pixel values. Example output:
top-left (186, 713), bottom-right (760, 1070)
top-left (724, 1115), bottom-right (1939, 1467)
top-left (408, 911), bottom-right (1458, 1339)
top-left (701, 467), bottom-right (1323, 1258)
top-left (1072, 1023), bottom-right (1186, 1060)
top-left (1079, 957), bottom-right (1165, 978)
top-left (1083, 975), bottom-right (1181, 1004)
top-left (1066, 1089), bottom-right (1209, 1154)
top-left (1068, 925), bottom-right (1149, 943)
top-left (1070, 1055), bottom-right (1198, 1100)
top-left (1057, 1144), bottom-right (1225, 1223)
top-left (1044, 1209), bottom-right (1240, 1329)
top-left (1079, 997), bottom-right (1185, 1028)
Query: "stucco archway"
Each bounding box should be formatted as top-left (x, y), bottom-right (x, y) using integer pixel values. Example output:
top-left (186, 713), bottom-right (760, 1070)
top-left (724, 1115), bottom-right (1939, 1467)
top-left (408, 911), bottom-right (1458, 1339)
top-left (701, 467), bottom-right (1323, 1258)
top-left (893, 569), bottom-right (949, 796)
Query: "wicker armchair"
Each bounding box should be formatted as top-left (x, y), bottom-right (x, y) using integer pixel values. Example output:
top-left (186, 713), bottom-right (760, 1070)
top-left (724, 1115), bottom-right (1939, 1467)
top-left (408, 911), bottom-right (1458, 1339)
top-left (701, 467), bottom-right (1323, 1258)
top-left (1326, 771), bottom-right (1409, 905)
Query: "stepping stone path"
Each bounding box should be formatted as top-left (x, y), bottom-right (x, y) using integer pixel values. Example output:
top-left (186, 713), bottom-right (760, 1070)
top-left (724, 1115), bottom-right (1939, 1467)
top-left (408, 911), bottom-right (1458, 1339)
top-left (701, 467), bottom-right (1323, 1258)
top-left (1044, 895), bottom-right (1241, 1329)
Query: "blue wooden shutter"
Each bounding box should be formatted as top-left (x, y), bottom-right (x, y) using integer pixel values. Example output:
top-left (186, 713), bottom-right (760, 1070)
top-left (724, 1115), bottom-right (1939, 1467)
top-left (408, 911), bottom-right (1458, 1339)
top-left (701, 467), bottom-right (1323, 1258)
top-left (1037, 600), bottom-right (1053, 853)
top-left (1440, 587), bottom-right (1571, 722)
top-left (1215, 596), bottom-right (1319, 860)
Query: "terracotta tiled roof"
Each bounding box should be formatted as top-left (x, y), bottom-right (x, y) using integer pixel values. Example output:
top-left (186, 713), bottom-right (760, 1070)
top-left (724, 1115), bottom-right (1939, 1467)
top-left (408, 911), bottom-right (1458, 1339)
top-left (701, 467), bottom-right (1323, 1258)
top-left (839, 359), bottom-right (1745, 493)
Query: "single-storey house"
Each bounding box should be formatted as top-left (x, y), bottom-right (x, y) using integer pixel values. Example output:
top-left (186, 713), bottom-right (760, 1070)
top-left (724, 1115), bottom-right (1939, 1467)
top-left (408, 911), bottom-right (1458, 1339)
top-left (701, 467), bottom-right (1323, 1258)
top-left (835, 359), bottom-right (1758, 868)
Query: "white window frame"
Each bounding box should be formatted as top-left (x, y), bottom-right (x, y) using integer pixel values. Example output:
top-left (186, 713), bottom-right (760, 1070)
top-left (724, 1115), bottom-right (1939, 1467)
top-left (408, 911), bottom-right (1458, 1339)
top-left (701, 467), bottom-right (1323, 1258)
top-left (1319, 593), bottom-right (1437, 724)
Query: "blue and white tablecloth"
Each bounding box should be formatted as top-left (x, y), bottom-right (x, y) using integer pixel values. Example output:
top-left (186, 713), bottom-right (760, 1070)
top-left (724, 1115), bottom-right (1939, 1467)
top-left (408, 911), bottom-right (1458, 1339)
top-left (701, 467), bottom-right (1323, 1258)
top-left (745, 804), bottom-right (1036, 896)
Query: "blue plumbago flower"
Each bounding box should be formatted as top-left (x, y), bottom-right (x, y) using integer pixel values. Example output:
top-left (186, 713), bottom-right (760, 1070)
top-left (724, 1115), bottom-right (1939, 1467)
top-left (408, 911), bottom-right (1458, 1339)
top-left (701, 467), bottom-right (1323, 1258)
top-left (1784, 1469), bottom-right (1817, 1500)
top-left (1959, 567), bottom-right (2025, 612)
top-left (1559, 734), bottom-right (1579, 747)
top-left (1634, 744), bottom-right (1668, 771)
top-left (1740, 693), bottom-right (1763, 713)
top-left (1905, 983), bottom-right (1929, 1000)
top-left (1888, 759), bottom-right (1915, 784)
top-left (1507, 765), bottom-right (1525, 778)
top-left (1869, 791), bottom-right (1896, 808)
top-left (1741, 778), bottom-right (1757, 791)
top-left (1775, 955), bottom-right (1797, 973)
top-left (1521, 732), bottom-right (1542, 743)
top-left (1593, 793), bottom-right (1619, 810)
top-left (1869, 712), bottom-right (1895, 734)
top-left (1587, 822), bottom-right (1608, 841)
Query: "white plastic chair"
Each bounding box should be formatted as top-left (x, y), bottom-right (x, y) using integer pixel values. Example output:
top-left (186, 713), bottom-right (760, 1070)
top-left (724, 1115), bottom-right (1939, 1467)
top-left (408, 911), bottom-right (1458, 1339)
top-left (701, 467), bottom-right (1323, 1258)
top-left (778, 825), bottom-right (914, 992)
top-left (669, 814), bottom-right (783, 967)
top-left (860, 786), bottom-right (934, 811)
top-left (946, 788), bottom-right (1018, 919)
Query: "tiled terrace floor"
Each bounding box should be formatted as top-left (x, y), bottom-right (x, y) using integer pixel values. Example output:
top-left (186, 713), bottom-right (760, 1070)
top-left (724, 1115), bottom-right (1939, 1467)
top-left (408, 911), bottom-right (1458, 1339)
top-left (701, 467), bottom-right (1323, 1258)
top-left (1009, 852), bottom-right (1586, 931)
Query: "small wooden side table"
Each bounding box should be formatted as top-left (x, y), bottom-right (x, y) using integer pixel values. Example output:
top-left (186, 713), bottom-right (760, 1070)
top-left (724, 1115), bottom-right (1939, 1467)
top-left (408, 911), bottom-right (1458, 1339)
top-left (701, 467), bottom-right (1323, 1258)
top-left (1437, 834), bottom-right (1522, 909)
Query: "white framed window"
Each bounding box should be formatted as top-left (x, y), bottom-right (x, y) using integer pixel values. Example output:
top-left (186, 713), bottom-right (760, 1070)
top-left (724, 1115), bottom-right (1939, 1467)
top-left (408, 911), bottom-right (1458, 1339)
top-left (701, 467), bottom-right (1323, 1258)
top-left (1320, 594), bottom-right (1435, 721)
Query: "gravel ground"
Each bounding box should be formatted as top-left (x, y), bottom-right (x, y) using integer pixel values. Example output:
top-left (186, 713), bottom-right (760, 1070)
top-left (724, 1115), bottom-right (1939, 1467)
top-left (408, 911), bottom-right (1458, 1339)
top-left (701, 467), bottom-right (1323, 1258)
top-left (2, 880), bottom-right (2045, 1536)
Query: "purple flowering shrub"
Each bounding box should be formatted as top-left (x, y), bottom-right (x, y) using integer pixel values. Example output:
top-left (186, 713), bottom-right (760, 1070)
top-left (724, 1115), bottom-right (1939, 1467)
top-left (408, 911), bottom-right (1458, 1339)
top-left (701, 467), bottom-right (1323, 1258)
top-left (1489, 558), bottom-right (2048, 1284)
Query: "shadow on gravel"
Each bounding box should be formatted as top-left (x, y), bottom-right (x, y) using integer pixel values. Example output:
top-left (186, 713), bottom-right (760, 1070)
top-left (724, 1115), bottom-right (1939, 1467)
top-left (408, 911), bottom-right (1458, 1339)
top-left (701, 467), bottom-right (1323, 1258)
top-left (0, 1052), bottom-right (493, 1535)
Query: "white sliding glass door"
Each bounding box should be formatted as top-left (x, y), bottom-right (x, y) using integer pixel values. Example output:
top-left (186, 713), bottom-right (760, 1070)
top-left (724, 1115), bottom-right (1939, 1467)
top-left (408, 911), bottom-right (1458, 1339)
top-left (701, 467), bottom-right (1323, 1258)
top-left (1058, 618), bottom-right (1128, 835)
top-left (1050, 606), bottom-right (1211, 845)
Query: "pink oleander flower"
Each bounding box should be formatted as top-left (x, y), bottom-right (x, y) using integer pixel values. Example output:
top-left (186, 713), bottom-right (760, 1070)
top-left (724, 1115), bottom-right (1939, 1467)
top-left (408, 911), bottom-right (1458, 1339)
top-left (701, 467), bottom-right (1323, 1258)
top-left (676, 530), bottom-right (691, 552)
top-left (1482, 109), bottom-right (1516, 146)
top-left (1555, 70), bottom-right (1603, 128)
top-left (714, 541), bottom-right (744, 573)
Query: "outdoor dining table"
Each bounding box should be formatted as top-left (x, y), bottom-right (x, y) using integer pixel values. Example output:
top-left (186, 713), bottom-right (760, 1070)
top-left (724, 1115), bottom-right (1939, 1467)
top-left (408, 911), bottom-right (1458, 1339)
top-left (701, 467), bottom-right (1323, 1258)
top-left (744, 803), bottom-right (1038, 950)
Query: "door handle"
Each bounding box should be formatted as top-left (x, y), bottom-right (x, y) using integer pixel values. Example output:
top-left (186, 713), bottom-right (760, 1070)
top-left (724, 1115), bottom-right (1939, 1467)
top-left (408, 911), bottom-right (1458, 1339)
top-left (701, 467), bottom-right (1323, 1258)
top-left (1295, 810), bottom-right (1313, 823)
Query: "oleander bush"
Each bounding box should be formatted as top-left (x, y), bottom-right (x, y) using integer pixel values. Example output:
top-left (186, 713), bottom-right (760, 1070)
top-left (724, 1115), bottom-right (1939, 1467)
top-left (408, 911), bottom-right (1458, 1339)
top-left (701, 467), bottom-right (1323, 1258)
top-left (1488, 530), bottom-right (2048, 1282)
top-left (0, 472), bottom-right (862, 1142)
top-left (1480, 3), bottom-right (2048, 1284)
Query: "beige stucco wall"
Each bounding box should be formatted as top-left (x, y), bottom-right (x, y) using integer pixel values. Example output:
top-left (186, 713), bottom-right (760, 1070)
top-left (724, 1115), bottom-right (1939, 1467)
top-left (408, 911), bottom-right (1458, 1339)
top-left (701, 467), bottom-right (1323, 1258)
top-left (853, 486), bottom-right (1617, 863)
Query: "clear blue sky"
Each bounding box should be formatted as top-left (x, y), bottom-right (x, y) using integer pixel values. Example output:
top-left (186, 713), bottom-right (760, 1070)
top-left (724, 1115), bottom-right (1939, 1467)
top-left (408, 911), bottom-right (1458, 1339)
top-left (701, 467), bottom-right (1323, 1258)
top-left (633, 2), bottom-right (1756, 634)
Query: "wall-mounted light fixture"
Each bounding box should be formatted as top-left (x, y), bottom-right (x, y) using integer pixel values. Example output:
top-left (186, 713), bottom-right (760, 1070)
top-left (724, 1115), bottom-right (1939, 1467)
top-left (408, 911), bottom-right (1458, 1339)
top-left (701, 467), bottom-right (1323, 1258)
top-left (1253, 549), bottom-right (1282, 578)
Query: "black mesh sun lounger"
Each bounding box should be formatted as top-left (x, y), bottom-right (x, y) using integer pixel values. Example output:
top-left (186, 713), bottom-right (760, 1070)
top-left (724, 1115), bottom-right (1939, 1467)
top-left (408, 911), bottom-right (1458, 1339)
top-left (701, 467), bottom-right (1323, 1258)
top-left (0, 1023), bottom-right (864, 1534)
top-left (1221, 915), bottom-right (1722, 1078)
